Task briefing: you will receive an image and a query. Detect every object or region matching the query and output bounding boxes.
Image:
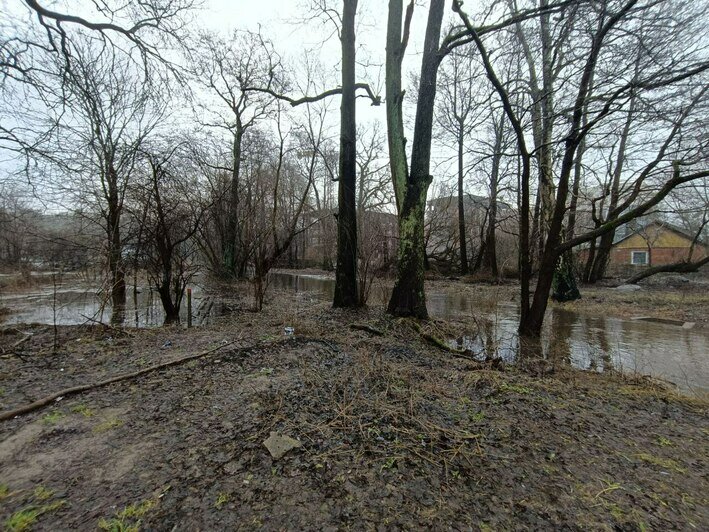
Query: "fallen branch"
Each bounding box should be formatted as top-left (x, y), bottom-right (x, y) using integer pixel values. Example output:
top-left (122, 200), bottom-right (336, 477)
top-left (80, 314), bottom-right (136, 337)
top-left (624, 256), bottom-right (709, 284)
top-left (12, 335), bottom-right (31, 348)
top-left (404, 319), bottom-right (470, 356)
top-left (0, 338), bottom-right (241, 422)
top-left (0, 335), bottom-right (32, 361)
top-left (420, 333), bottom-right (472, 358)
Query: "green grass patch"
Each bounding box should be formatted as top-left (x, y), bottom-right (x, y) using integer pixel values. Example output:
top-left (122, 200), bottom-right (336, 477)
top-left (42, 410), bottom-right (65, 424)
top-left (32, 486), bottom-right (53, 501)
top-left (498, 382), bottom-right (533, 394)
top-left (98, 499), bottom-right (156, 532)
top-left (214, 492), bottom-right (230, 509)
top-left (93, 418), bottom-right (124, 433)
top-left (5, 501), bottom-right (65, 532)
top-left (470, 411), bottom-right (485, 422)
top-left (635, 452), bottom-right (686, 473)
top-left (70, 404), bottom-right (95, 417)
top-left (656, 436), bottom-right (673, 447)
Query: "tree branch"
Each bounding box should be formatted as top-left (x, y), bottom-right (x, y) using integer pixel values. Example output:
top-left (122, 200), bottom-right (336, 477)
top-left (245, 83), bottom-right (381, 107)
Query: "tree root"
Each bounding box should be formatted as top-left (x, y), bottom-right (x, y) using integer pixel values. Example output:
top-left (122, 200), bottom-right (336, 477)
top-left (403, 318), bottom-right (471, 357)
top-left (0, 338), bottom-right (243, 422)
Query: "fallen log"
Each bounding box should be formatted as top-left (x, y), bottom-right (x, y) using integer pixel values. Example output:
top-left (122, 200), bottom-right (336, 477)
top-left (0, 338), bottom-right (241, 422)
top-left (625, 256), bottom-right (709, 284)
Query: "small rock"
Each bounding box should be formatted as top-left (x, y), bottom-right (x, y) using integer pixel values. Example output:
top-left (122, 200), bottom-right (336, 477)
top-left (263, 431), bottom-right (302, 459)
top-left (614, 284), bottom-right (642, 292)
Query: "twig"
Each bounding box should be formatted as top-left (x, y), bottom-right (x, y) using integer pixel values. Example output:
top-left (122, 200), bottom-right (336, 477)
top-left (0, 335), bottom-right (32, 361)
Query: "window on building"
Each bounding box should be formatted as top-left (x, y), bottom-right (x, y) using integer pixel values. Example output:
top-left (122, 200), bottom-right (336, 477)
top-left (631, 250), bottom-right (648, 265)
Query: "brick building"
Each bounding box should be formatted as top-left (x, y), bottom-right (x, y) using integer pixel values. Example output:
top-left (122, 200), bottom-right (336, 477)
top-left (579, 221), bottom-right (707, 277)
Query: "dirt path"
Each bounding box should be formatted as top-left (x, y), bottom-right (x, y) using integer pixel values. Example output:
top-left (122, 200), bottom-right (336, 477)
top-left (1, 299), bottom-right (707, 530)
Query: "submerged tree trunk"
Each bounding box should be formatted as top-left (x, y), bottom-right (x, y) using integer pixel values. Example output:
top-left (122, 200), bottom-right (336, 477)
top-left (387, 0), bottom-right (444, 318)
top-left (333, 0), bottom-right (360, 308)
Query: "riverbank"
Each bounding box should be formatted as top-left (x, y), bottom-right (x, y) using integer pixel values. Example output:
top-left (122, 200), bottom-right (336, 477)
top-left (1, 294), bottom-right (707, 530)
top-left (271, 268), bottom-right (709, 330)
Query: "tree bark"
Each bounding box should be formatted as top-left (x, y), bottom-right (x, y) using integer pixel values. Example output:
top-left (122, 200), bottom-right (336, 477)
top-left (224, 127), bottom-right (243, 278)
top-left (482, 114), bottom-right (503, 277)
top-left (457, 123), bottom-right (468, 274)
top-left (107, 166), bottom-right (125, 325)
top-left (387, 0), bottom-right (444, 318)
top-left (333, 0), bottom-right (360, 308)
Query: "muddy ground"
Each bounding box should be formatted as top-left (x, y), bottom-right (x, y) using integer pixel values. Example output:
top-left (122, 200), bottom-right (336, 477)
top-left (1, 290), bottom-right (707, 531)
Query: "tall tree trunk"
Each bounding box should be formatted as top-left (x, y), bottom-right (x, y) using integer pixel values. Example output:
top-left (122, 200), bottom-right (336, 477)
top-left (582, 232), bottom-right (597, 282)
top-left (518, 1), bottom-right (633, 336)
top-left (387, 0), bottom-right (444, 318)
top-left (107, 169), bottom-right (125, 325)
top-left (587, 58), bottom-right (638, 283)
top-left (158, 281), bottom-right (179, 324)
top-left (333, 0), bottom-right (360, 308)
top-left (457, 123), bottom-right (468, 274)
top-left (482, 115), bottom-right (503, 277)
top-left (537, 1), bottom-right (555, 260)
top-left (224, 127), bottom-right (243, 278)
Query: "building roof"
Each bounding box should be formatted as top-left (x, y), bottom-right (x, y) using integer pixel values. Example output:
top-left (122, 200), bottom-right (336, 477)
top-left (428, 193), bottom-right (512, 211)
top-left (613, 220), bottom-right (704, 247)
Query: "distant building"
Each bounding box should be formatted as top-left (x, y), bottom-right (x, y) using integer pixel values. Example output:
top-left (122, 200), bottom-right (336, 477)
top-left (293, 208), bottom-right (398, 270)
top-left (578, 221), bottom-right (707, 277)
top-left (612, 221), bottom-right (706, 266)
top-left (426, 193), bottom-right (517, 270)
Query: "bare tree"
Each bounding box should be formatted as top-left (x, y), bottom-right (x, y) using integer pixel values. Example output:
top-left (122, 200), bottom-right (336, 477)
top-left (355, 121), bottom-right (395, 304)
top-left (454, 0), bottom-right (709, 336)
top-left (435, 49), bottom-right (486, 274)
top-left (385, 0), bottom-right (445, 318)
top-left (46, 42), bottom-right (162, 324)
top-left (1, 0), bottom-right (193, 161)
top-left (131, 141), bottom-right (205, 324)
top-left (190, 30), bottom-right (278, 279)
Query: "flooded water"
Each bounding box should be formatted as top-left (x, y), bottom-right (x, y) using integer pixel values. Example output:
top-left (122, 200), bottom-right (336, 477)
top-left (2, 271), bottom-right (707, 397)
top-left (0, 283), bottom-right (213, 328)
top-left (268, 272), bottom-right (709, 398)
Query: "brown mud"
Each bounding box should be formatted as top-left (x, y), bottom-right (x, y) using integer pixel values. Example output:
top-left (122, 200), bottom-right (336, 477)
top-left (0, 291), bottom-right (707, 530)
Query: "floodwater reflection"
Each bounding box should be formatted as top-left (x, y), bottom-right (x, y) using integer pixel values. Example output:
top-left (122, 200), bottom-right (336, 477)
top-left (0, 285), bottom-right (207, 328)
top-left (268, 272), bottom-right (709, 397)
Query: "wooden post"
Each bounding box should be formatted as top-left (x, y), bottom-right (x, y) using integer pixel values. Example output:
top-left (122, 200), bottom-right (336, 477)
top-left (187, 288), bottom-right (192, 328)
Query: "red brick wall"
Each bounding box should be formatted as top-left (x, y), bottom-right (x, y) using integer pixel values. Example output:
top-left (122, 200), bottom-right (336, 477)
top-left (575, 244), bottom-right (708, 278)
top-left (611, 246), bottom-right (707, 266)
